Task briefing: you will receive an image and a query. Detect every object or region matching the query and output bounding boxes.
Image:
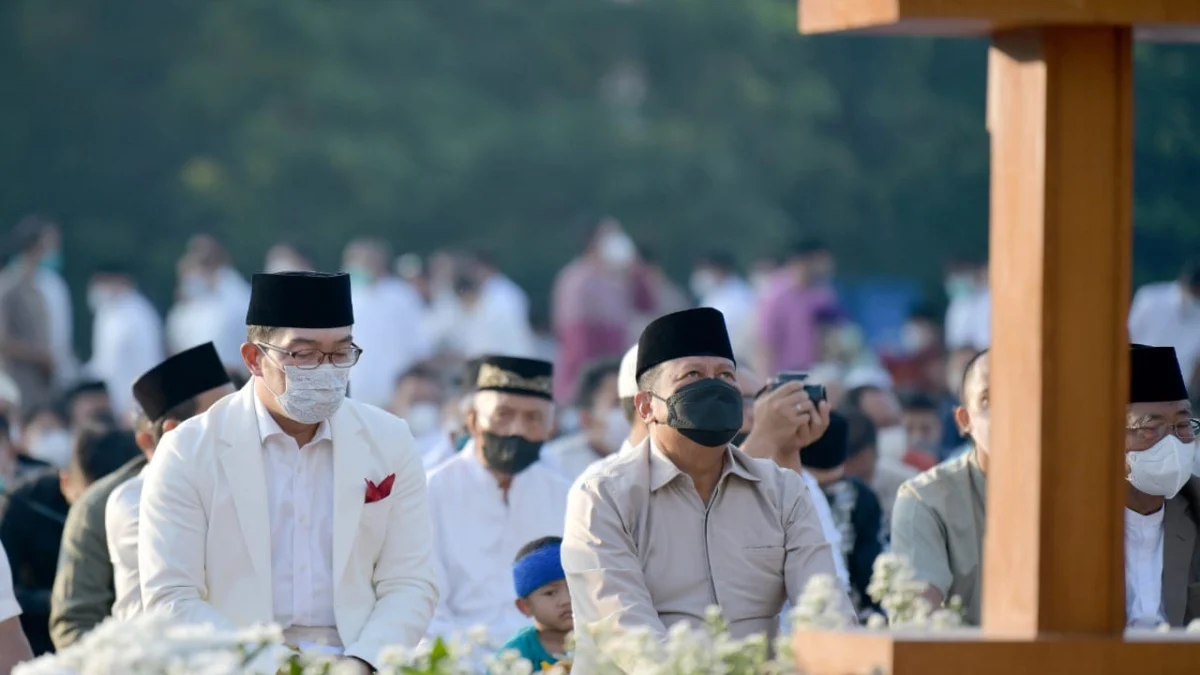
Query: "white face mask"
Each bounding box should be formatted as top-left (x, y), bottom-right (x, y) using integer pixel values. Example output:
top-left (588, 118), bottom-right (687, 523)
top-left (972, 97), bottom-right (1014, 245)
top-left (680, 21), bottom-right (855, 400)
top-left (690, 270), bottom-right (718, 299)
top-left (598, 231), bottom-right (636, 268)
top-left (28, 428), bottom-right (73, 468)
top-left (1127, 434), bottom-right (1196, 499)
top-left (901, 323), bottom-right (936, 354)
top-left (405, 402), bottom-right (442, 438)
top-left (266, 364), bottom-right (350, 425)
top-left (602, 407), bottom-right (631, 454)
top-left (876, 425), bottom-right (908, 460)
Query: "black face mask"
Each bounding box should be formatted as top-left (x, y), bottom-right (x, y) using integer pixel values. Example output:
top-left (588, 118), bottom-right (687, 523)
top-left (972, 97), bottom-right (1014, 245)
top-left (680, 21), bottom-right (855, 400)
top-left (480, 432), bottom-right (543, 475)
top-left (653, 378), bottom-right (743, 448)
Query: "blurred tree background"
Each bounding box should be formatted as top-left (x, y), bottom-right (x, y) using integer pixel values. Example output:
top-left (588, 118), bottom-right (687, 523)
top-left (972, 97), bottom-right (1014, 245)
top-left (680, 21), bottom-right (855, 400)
top-left (1, 0), bottom-right (1196, 344)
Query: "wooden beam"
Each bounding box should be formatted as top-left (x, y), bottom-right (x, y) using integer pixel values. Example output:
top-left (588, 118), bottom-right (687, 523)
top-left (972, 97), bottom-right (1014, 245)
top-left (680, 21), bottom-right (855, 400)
top-left (797, 0), bottom-right (1200, 37)
top-left (792, 630), bottom-right (1200, 675)
top-left (982, 25), bottom-right (1132, 637)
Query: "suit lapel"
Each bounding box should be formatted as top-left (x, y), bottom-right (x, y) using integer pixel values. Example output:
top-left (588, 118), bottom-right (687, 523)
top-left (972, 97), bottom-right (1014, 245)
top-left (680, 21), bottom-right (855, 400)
top-left (331, 403), bottom-right (369, 580)
top-left (1161, 492), bottom-right (1195, 626)
top-left (217, 385), bottom-right (274, 584)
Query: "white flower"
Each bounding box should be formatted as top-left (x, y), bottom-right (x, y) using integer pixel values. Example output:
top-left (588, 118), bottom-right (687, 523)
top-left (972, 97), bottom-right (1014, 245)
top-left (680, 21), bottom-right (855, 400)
top-left (1188, 618), bottom-right (1200, 633)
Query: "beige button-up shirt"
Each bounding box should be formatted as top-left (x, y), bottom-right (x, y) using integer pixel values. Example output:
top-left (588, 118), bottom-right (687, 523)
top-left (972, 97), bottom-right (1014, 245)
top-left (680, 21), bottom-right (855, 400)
top-left (562, 439), bottom-right (850, 672)
top-left (890, 449), bottom-right (986, 624)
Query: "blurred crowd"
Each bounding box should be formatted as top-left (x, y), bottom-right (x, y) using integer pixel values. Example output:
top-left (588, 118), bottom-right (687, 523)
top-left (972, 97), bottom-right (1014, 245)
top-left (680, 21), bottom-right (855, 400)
top-left (0, 210), bottom-right (1197, 662)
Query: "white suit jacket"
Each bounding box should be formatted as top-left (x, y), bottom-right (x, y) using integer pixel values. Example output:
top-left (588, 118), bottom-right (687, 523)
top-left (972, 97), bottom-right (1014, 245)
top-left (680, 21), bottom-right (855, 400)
top-left (137, 383), bottom-right (438, 664)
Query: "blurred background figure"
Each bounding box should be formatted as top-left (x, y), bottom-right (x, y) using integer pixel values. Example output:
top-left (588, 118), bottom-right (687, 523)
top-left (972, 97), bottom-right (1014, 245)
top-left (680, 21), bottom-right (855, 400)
top-left (342, 237), bottom-right (431, 408)
top-left (387, 362), bottom-right (447, 456)
top-left (263, 242), bottom-right (315, 274)
top-left (943, 257), bottom-right (990, 352)
top-left (690, 251), bottom-right (756, 359)
top-left (551, 217), bottom-right (651, 401)
top-left (756, 239), bottom-right (839, 375)
top-left (0, 424), bottom-right (139, 655)
top-left (450, 266), bottom-right (536, 359)
top-left (166, 248), bottom-right (245, 369)
top-left (83, 266), bottom-right (163, 423)
top-left (60, 381), bottom-right (112, 430)
top-left (0, 218), bottom-right (58, 409)
top-left (1129, 259), bottom-right (1200, 395)
top-left (540, 357), bottom-right (624, 481)
top-left (7, 216), bottom-right (75, 390)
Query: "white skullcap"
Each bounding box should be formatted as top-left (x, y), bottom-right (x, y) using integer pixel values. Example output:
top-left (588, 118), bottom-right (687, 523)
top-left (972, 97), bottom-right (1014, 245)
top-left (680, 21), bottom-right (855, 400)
top-left (0, 373), bottom-right (20, 408)
top-left (617, 344), bottom-right (639, 399)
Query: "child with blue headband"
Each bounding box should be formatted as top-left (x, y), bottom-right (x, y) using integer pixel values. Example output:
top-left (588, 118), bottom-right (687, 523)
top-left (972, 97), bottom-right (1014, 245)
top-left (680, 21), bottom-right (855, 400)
top-left (502, 536), bottom-right (573, 671)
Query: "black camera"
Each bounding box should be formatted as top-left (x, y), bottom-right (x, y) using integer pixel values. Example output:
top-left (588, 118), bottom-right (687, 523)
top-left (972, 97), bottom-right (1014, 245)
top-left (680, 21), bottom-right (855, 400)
top-left (769, 371), bottom-right (827, 405)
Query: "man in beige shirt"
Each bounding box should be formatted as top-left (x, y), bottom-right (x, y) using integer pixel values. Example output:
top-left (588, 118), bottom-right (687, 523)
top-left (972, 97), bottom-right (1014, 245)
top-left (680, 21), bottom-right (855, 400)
top-left (890, 349), bottom-right (989, 623)
top-left (563, 308), bottom-right (851, 672)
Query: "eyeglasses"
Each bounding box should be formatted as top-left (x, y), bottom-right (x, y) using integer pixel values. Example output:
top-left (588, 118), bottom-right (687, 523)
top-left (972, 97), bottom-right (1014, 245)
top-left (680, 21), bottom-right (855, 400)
top-left (1125, 418), bottom-right (1199, 445)
top-left (256, 342), bottom-right (363, 370)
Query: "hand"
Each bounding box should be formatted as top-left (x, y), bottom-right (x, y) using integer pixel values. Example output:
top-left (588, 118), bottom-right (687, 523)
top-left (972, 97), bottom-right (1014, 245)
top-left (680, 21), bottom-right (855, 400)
top-left (742, 382), bottom-right (813, 462)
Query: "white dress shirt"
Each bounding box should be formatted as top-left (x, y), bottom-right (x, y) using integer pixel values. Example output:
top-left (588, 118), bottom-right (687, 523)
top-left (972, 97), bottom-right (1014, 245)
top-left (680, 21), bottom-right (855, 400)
top-left (87, 290), bottom-right (165, 419)
top-left (1124, 507), bottom-right (1167, 628)
top-left (481, 274), bottom-right (530, 324)
top-left (166, 295), bottom-right (245, 367)
top-left (1129, 282), bottom-right (1200, 386)
top-left (254, 392), bottom-right (338, 634)
top-left (0, 541), bottom-right (19, 622)
top-left (700, 276), bottom-right (757, 357)
top-left (424, 443), bottom-right (570, 644)
top-left (106, 471), bottom-right (145, 620)
top-left (349, 278), bottom-right (430, 408)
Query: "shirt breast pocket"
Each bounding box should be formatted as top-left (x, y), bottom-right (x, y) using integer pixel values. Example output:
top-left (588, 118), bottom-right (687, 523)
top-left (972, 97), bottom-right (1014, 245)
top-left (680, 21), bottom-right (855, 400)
top-left (720, 545), bottom-right (786, 622)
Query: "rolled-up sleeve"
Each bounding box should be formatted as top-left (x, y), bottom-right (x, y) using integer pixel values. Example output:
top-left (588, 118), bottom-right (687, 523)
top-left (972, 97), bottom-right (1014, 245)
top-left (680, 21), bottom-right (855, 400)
top-left (890, 485), bottom-right (952, 595)
top-left (561, 480), bottom-right (666, 671)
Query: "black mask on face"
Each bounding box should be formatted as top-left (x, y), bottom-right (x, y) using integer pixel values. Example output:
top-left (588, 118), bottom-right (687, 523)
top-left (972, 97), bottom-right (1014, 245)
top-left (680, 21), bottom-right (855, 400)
top-left (652, 378), bottom-right (743, 447)
top-left (480, 431), bottom-right (543, 475)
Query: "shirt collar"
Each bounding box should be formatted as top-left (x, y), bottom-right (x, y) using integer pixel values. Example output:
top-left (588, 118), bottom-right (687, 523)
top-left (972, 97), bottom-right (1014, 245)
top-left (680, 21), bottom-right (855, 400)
top-left (648, 438), bottom-right (760, 492)
top-left (252, 384), bottom-right (332, 446)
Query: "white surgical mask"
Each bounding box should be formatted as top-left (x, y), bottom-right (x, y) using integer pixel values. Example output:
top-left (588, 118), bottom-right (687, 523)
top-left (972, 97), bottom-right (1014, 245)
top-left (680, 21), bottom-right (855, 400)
top-left (876, 425), bottom-right (908, 460)
top-left (598, 232), bottom-right (636, 268)
top-left (1127, 434), bottom-right (1196, 499)
top-left (602, 407), bottom-right (631, 454)
top-left (266, 364), bottom-right (350, 425)
top-left (901, 323), bottom-right (935, 354)
top-left (405, 402), bottom-right (442, 438)
top-left (28, 428), bottom-right (73, 468)
top-left (690, 270), bottom-right (718, 300)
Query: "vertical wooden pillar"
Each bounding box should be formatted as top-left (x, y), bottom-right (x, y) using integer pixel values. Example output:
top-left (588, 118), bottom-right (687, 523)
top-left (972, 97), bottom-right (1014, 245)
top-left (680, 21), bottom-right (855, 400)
top-left (983, 26), bottom-right (1133, 637)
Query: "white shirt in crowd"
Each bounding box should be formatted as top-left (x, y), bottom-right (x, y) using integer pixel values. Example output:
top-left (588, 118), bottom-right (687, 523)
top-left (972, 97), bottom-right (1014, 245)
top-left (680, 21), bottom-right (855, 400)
top-left (166, 293), bottom-right (245, 367)
top-left (106, 471), bottom-right (146, 620)
top-left (1129, 281), bottom-right (1200, 387)
top-left (35, 267), bottom-right (77, 386)
top-left (87, 289), bottom-right (165, 419)
top-left (699, 276), bottom-right (757, 358)
top-left (800, 469), bottom-right (851, 587)
top-left (349, 277), bottom-right (430, 409)
top-left (945, 288), bottom-right (991, 351)
top-left (424, 443), bottom-right (570, 644)
top-left (254, 391), bottom-right (339, 637)
top-left (481, 273), bottom-right (530, 327)
top-left (1124, 506), bottom-right (1166, 628)
top-left (452, 299), bottom-right (536, 360)
top-left (0, 541), bottom-right (19, 623)
top-left (540, 433), bottom-right (605, 483)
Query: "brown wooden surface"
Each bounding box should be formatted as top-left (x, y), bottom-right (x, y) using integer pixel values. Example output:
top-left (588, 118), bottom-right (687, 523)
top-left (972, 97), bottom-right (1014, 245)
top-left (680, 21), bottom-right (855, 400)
top-left (797, 0), bottom-right (1200, 36)
top-left (982, 25), bottom-right (1132, 638)
top-left (793, 630), bottom-right (1200, 675)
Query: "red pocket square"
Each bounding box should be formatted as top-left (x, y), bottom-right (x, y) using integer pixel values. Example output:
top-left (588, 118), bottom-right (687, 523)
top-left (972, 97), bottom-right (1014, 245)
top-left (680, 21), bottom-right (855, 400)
top-left (364, 473), bottom-right (396, 504)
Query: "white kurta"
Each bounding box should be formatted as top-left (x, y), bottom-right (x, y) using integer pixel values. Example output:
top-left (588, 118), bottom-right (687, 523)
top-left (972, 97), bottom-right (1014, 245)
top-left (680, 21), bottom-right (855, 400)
top-left (1129, 282), bottom-right (1200, 385)
top-left (1124, 507), bottom-right (1166, 628)
top-left (106, 471), bottom-right (145, 620)
top-left (87, 291), bottom-right (165, 419)
top-left (349, 278), bottom-right (430, 408)
top-left (35, 268), bottom-right (77, 386)
top-left (425, 444), bottom-right (570, 644)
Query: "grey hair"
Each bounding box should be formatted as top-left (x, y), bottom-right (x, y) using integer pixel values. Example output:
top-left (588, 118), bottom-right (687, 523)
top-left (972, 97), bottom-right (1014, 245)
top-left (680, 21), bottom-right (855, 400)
top-left (636, 364), bottom-right (664, 394)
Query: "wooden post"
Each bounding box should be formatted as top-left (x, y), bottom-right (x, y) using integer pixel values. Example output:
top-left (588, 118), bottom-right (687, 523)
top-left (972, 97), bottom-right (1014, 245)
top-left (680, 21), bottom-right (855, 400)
top-left (788, 1), bottom-right (1200, 672)
top-left (983, 25), bottom-right (1132, 638)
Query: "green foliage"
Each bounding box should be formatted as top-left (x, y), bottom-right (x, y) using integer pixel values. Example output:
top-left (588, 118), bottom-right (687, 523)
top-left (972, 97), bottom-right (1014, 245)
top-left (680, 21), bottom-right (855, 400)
top-left (1, 0), bottom-right (1197, 345)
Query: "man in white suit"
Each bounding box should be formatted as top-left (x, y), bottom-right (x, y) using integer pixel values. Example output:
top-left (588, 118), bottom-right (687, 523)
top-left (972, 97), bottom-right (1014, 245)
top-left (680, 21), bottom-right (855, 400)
top-left (107, 341), bottom-right (235, 620)
top-left (138, 271), bottom-right (438, 672)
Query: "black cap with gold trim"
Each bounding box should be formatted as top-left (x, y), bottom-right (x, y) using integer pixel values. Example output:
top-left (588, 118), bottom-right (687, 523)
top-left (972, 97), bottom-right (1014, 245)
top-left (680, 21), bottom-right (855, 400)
top-left (475, 355), bottom-right (553, 401)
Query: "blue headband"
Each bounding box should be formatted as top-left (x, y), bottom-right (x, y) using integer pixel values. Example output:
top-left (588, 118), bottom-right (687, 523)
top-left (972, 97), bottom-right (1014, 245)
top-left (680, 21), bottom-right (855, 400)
top-left (513, 543), bottom-right (565, 598)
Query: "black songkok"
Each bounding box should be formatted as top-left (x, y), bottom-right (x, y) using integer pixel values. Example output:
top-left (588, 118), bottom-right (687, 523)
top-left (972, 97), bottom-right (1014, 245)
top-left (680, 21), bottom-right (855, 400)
top-left (245, 272), bottom-right (354, 328)
top-left (636, 308), bottom-right (735, 380)
top-left (1130, 344), bottom-right (1189, 403)
top-left (133, 342), bottom-right (232, 422)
